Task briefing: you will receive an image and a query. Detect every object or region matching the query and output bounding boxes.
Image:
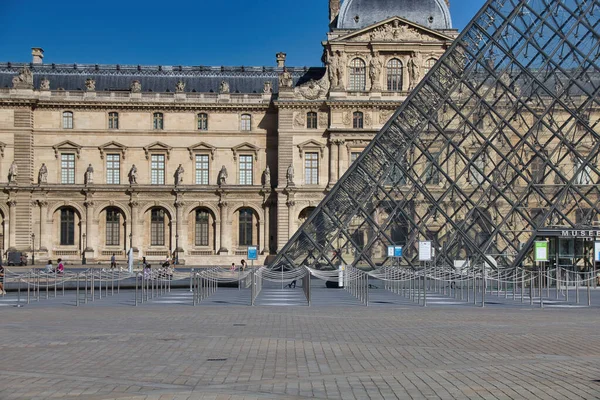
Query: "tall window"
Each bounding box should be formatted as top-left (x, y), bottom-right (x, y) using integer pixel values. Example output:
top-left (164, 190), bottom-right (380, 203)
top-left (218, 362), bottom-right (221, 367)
top-left (195, 154), bottom-right (209, 185)
top-left (239, 155), bottom-right (253, 185)
top-left (241, 114), bottom-right (252, 131)
top-left (531, 155), bottom-right (546, 184)
top-left (307, 112), bottom-right (318, 129)
top-left (425, 152), bottom-right (441, 185)
top-left (198, 113), bottom-right (208, 131)
top-left (106, 154), bottom-right (120, 184)
top-left (574, 156), bottom-right (593, 185)
top-left (424, 58), bottom-right (437, 75)
top-left (61, 153), bottom-right (75, 184)
top-left (63, 111), bottom-right (73, 129)
top-left (151, 154), bottom-right (165, 185)
top-left (60, 208), bottom-right (75, 246)
top-left (351, 152), bottom-right (361, 164)
top-left (470, 153), bottom-right (486, 185)
top-left (387, 59), bottom-right (403, 91)
top-left (353, 112), bottom-right (364, 129)
top-left (305, 152), bottom-right (319, 185)
top-left (151, 209), bottom-right (165, 246)
top-left (239, 208), bottom-right (253, 246)
top-left (108, 112), bottom-right (119, 129)
top-left (195, 210), bottom-right (209, 246)
top-left (105, 208), bottom-right (120, 246)
top-left (153, 112), bottom-right (164, 130)
top-left (349, 58), bottom-right (366, 91)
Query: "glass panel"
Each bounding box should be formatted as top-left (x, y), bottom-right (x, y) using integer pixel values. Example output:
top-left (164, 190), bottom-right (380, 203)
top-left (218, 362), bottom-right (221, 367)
top-left (239, 155), bottom-right (253, 185)
top-left (106, 154), bottom-right (120, 184)
top-left (304, 152), bottom-right (318, 185)
top-left (151, 154), bottom-right (165, 185)
top-left (61, 154), bottom-right (75, 184)
top-left (195, 154), bottom-right (209, 185)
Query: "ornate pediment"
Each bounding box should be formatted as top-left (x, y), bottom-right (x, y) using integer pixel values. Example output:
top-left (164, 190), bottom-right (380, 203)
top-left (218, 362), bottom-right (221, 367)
top-left (232, 142), bottom-right (259, 161)
top-left (297, 139), bottom-right (326, 158)
top-left (98, 141), bottom-right (127, 159)
top-left (53, 140), bottom-right (82, 158)
top-left (333, 17), bottom-right (453, 43)
top-left (143, 141), bottom-right (172, 160)
top-left (187, 142), bottom-right (216, 160)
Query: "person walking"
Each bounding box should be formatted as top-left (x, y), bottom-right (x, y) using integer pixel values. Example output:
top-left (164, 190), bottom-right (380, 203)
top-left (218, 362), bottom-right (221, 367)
top-left (240, 259), bottom-right (247, 272)
top-left (127, 248), bottom-right (133, 273)
top-left (110, 253), bottom-right (117, 269)
top-left (0, 262), bottom-right (5, 295)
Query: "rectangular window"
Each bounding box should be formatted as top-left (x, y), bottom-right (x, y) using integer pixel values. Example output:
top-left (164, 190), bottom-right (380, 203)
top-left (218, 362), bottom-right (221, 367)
top-left (108, 112), bottom-right (119, 129)
top-left (241, 114), bottom-right (251, 131)
top-left (106, 154), bottom-right (120, 184)
top-left (61, 153), bottom-right (75, 184)
top-left (351, 152), bottom-right (361, 164)
top-left (106, 209), bottom-right (120, 246)
top-left (151, 154), bottom-right (165, 185)
top-left (195, 211), bottom-right (209, 246)
top-left (151, 209), bottom-right (165, 246)
top-left (60, 209), bottom-right (75, 246)
top-left (195, 154), bottom-right (209, 185)
top-left (239, 155), bottom-right (253, 185)
top-left (305, 152), bottom-right (319, 185)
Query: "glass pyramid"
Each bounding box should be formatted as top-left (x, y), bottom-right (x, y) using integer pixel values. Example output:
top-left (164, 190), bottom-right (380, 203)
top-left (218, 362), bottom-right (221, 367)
top-left (271, 0), bottom-right (600, 272)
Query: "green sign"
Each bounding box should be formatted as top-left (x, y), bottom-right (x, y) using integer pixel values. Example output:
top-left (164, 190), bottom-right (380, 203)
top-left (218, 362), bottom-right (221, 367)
top-left (534, 241), bottom-right (548, 262)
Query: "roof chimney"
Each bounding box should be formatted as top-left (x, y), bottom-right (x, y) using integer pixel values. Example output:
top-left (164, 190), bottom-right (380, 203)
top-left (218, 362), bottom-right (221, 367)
top-left (32, 48), bottom-right (44, 64)
top-left (276, 52), bottom-right (286, 68)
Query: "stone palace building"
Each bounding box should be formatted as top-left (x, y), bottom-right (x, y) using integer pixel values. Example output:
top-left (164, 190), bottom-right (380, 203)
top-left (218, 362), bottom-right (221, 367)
top-left (0, 0), bottom-right (457, 265)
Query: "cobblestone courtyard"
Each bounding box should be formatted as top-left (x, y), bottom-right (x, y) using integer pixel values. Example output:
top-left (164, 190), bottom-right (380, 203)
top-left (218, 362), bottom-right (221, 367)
top-left (1, 291), bottom-right (600, 400)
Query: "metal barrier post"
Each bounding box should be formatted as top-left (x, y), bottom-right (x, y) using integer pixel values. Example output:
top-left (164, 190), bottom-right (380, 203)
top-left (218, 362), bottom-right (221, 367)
top-left (111, 269), bottom-right (114, 296)
top-left (530, 272), bottom-right (534, 306)
top-left (135, 273), bottom-right (138, 307)
top-left (76, 273), bottom-right (80, 307)
top-left (251, 270), bottom-right (255, 306)
top-left (482, 270), bottom-right (486, 308)
top-left (566, 271), bottom-right (569, 302)
top-left (576, 272), bottom-right (580, 304)
top-left (46, 273), bottom-right (49, 299)
top-left (54, 273), bottom-right (57, 298)
top-left (423, 273), bottom-right (427, 307)
top-left (27, 272), bottom-right (30, 304)
top-left (587, 277), bottom-right (591, 306)
top-left (15, 275), bottom-right (22, 308)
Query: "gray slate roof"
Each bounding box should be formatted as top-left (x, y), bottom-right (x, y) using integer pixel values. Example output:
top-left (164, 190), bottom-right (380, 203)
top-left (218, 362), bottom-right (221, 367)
top-left (0, 63), bottom-right (326, 94)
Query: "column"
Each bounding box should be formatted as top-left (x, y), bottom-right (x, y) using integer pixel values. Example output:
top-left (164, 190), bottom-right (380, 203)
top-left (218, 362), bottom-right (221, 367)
top-left (38, 200), bottom-right (48, 251)
top-left (7, 200), bottom-right (16, 250)
top-left (175, 201), bottom-right (184, 252)
top-left (218, 201), bottom-right (229, 254)
top-left (287, 200), bottom-right (296, 240)
top-left (328, 139), bottom-right (338, 187)
top-left (129, 201), bottom-right (139, 251)
top-left (262, 202), bottom-right (270, 254)
top-left (337, 139), bottom-right (345, 181)
top-left (84, 201), bottom-right (94, 251)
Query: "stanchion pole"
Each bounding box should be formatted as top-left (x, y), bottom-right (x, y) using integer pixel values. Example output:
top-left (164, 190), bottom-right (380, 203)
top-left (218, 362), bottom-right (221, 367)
top-left (54, 273), bottom-right (57, 298)
top-left (530, 272), bottom-right (534, 306)
top-left (587, 276), bottom-right (591, 306)
top-left (566, 270), bottom-right (569, 302)
top-left (576, 271), bottom-right (580, 304)
top-left (76, 273), bottom-right (80, 307)
top-left (27, 271), bottom-right (30, 304)
top-left (46, 273), bottom-right (49, 299)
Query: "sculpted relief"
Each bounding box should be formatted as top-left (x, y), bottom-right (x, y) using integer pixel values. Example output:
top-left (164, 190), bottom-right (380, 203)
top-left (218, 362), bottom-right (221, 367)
top-left (351, 20), bottom-right (436, 42)
top-left (327, 50), bottom-right (346, 90)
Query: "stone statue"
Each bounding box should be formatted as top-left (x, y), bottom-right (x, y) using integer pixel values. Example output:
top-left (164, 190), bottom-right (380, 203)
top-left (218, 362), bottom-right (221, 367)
top-left (263, 81), bottom-right (273, 94)
top-left (175, 164), bottom-right (184, 185)
top-left (263, 166), bottom-right (271, 188)
top-left (85, 78), bottom-right (96, 91)
top-left (176, 80), bottom-right (186, 93)
top-left (217, 165), bottom-right (228, 186)
top-left (12, 67), bottom-right (33, 89)
top-left (219, 81), bottom-right (230, 94)
top-left (85, 164), bottom-right (94, 185)
top-left (278, 67), bottom-right (293, 89)
top-left (408, 53), bottom-right (422, 90)
top-left (286, 164), bottom-right (295, 187)
top-left (8, 161), bottom-right (18, 183)
top-left (369, 53), bottom-right (383, 91)
top-left (328, 50), bottom-right (345, 89)
top-left (130, 80), bottom-right (142, 93)
top-left (40, 77), bottom-right (50, 91)
top-left (38, 163), bottom-right (48, 184)
top-left (128, 164), bottom-right (138, 184)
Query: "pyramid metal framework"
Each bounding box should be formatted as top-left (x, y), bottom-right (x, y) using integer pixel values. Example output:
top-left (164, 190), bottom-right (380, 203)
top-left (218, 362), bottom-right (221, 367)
top-left (272, 0), bottom-right (600, 272)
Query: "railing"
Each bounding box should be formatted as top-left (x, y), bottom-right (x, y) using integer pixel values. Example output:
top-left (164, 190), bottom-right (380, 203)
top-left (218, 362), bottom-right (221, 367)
top-left (190, 250), bottom-right (214, 256)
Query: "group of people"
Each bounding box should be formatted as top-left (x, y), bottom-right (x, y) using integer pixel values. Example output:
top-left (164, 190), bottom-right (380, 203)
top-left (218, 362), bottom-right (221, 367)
top-left (43, 259), bottom-right (65, 274)
top-left (230, 259), bottom-right (247, 272)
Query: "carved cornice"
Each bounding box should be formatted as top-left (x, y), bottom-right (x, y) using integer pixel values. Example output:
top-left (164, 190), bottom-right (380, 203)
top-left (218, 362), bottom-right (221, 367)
top-left (297, 139), bottom-right (326, 158)
top-left (143, 141), bottom-right (172, 160)
top-left (231, 142), bottom-right (260, 161)
top-left (53, 140), bottom-right (82, 158)
top-left (98, 141), bottom-right (127, 159)
top-left (188, 142), bottom-right (216, 160)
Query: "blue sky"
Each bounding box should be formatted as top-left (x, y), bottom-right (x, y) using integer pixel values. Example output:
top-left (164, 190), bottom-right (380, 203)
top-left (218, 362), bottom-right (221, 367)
top-left (0, 0), bottom-right (487, 67)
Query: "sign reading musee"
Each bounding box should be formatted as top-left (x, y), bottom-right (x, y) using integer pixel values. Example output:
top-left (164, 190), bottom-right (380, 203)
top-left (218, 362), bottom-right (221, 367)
top-left (418, 241), bottom-right (432, 261)
top-left (247, 246), bottom-right (258, 261)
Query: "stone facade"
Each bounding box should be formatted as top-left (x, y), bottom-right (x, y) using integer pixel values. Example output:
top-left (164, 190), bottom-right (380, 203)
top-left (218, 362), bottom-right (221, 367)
top-left (0, 3), bottom-right (457, 265)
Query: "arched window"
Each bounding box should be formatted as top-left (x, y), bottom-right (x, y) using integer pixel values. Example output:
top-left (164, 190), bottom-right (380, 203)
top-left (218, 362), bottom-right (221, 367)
top-left (151, 208), bottom-right (165, 246)
top-left (424, 58), bottom-right (437, 75)
top-left (108, 112), bottom-right (119, 129)
top-left (307, 112), bottom-right (318, 129)
top-left (106, 208), bottom-right (120, 246)
top-left (353, 111), bottom-right (364, 129)
top-left (239, 208), bottom-right (253, 246)
top-left (387, 59), bottom-right (403, 91)
top-left (195, 210), bottom-right (209, 246)
top-left (60, 208), bottom-right (75, 246)
top-left (153, 112), bottom-right (164, 130)
top-left (197, 113), bottom-right (208, 131)
top-left (63, 111), bottom-right (73, 129)
top-left (349, 58), bottom-right (366, 91)
top-left (240, 114), bottom-right (252, 131)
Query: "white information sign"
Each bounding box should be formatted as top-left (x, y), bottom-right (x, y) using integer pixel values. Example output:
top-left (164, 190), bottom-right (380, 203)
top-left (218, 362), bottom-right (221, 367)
top-left (534, 241), bottom-right (548, 262)
top-left (595, 242), bottom-right (600, 262)
top-left (418, 241), bottom-right (432, 261)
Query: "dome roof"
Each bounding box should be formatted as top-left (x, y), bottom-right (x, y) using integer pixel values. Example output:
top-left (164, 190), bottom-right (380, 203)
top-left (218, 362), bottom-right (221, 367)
top-left (337, 0), bottom-right (452, 30)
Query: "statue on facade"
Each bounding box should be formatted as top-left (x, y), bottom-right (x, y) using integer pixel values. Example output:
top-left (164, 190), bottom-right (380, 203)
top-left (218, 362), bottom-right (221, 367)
top-left (278, 67), bottom-right (293, 89)
top-left (369, 53), bottom-right (383, 91)
top-left (38, 163), bottom-right (48, 185)
top-left (263, 166), bottom-right (271, 188)
top-left (12, 67), bottom-right (33, 89)
top-left (176, 80), bottom-right (186, 93)
top-left (263, 81), bottom-right (273, 94)
top-left (130, 80), bottom-right (142, 93)
top-left (40, 77), bottom-right (50, 91)
top-left (85, 164), bottom-right (94, 185)
top-left (8, 161), bottom-right (18, 184)
top-left (408, 52), bottom-right (422, 90)
top-left (286, 164), bottom-right (295, 187)
top-left (219, 80), bottom-right (230, 94)
top-left (128, 164), bottom-right (138, 184)
top-left (328, 50), bottom-right (345, 90)
top-left (85, 78), bottom-right (96, 91)
top-left (217, 165), bottom-right (228, 186)
top-left (175, 164), bottom-right (184, 185)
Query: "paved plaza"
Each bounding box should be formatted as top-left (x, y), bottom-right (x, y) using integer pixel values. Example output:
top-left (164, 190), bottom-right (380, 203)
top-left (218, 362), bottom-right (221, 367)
top-left (1, 279), bottom-right (600, 400)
